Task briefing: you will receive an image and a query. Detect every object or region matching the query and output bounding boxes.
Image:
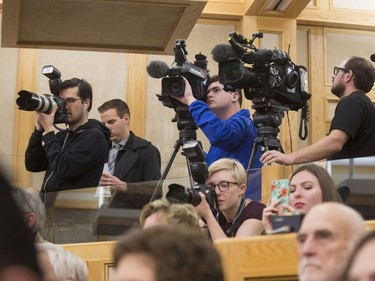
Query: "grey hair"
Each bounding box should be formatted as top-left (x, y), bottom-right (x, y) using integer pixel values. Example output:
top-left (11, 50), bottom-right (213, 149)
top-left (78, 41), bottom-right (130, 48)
top-left (12, 187), bottom-right (46, 233)
top-left (36, 243), bottom-right (88, 281)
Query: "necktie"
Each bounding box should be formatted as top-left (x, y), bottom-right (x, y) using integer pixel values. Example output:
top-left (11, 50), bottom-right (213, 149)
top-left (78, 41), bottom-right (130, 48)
top-left (107, 143), bottom-right (121, 174)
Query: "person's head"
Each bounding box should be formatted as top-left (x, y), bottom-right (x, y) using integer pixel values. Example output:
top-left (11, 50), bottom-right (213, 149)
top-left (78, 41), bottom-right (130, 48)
top-left (206, 158), bottom-right (247, 212)
top-left (297, 202), bottom-right (365, 281)
top-left (288, 164), bottom-right (342, 214)
top-left (12, 187), bottom-right (46, 239)
top-left (331, 56), bottom-right (375, 98)
top-left (60, 78), bottom-right (92, 128)
top-left (139, 199), bottom-right (200, 231)
top-left (343, 230), bottom-right (375, 281)
top-left (113, 225), bottom-right (224, 281)
top-left (97, 99), bottom-right (131, 143)
top-left (206, 75), bottom-right (242, 118)
top-left (36, 243), bottom-right (88, 281)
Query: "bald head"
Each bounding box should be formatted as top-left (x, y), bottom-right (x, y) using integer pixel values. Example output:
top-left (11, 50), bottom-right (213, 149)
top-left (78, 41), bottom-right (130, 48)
top-left (297, 202), bottom-right (365, 281)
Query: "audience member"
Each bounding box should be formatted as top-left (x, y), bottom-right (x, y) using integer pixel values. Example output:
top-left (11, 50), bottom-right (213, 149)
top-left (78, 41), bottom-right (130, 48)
top-left (296, 202), bottom-right (365, 281)
top-left (342, 230), bottom-right (375, 281)
top-left (36, 243), bottom-right (88, 281)
top-left (0, 168), bottom-right (41, 281)
top-left (261, 56), bottom-right (375, 165)
top-left (113, 225), bottom-right (224, 281)
top-left (196, 158), bottom-right (264, 241)
top-left (25, 78), bottom-right (110, 201)
top-left (12, 187), bottom-right (47, 243)
top-left (174, 75), bottom-right (262, 170)
top-left (262, 164), bottom-right (342, 232)
top-left (139, 199), bottom-right (200, 230)
top-left (97, 99), bottom-right (161, 208)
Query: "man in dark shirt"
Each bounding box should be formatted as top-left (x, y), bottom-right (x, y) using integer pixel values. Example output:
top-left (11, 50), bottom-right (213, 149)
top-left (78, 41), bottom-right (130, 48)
top-left (261, 56), bottom-right (375, 165)
top-left (25, 78), bottom-right (110, 199)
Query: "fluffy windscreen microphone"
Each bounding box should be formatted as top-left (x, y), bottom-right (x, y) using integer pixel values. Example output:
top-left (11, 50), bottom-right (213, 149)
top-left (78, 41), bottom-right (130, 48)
top-left (146, 60), bottom-right (170, 78)
top-left (211, 44), bottom-right (238, 63)
top-left (370, 54), bottom-right (375, 62)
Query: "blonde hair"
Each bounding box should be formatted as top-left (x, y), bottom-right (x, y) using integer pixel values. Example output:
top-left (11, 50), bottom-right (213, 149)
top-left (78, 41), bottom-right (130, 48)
top-left (208, 158), bottom-right (247, 185)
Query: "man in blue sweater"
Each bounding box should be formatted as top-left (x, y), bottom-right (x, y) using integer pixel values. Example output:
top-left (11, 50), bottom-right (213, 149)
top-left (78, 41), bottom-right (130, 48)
top-left (173, 75), bottom-right (262, 199)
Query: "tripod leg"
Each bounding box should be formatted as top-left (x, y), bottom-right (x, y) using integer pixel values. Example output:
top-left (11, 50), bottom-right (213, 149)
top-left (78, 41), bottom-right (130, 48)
top-left (247, 140), bottom-right (260, 170)
top-left (150, 139), bottom-right (183, 202)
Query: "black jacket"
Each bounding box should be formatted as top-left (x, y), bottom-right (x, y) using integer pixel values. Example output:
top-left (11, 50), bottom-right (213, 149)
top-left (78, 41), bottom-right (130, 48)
top-left (25, 119), bottom-right (111, 193)
top-left (110, 131), bottom-right (161, 208)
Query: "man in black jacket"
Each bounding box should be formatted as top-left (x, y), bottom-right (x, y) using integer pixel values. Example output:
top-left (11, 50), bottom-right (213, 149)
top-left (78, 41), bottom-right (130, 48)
top-left (98, 99), bottom-right (161, 208)
top-left (25, 78), bottom-right (110, 200)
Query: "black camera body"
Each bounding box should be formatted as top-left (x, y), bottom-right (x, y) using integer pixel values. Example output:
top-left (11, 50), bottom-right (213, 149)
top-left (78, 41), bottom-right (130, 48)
top-left (148, 39), bottom-right (210, 109)
top-left (218, 32), bottom-right (310, 111)
top-left (166, 183), bottom-right (216, 208)
top-left (16, 65), bottom-right (68, 124)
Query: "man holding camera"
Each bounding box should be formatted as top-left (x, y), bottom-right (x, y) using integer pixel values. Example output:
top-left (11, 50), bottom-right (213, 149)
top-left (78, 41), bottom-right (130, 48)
top-left (174, 75), bottom-right (262, 170)
top-left (25, 78), bottom-right (110, 198)
top-left (261, 56), bottom-right (375, 165)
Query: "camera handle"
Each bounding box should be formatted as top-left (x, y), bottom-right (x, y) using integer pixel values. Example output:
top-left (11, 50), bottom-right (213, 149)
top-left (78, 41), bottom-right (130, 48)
top-left (149, 138), bottom-right (194, 202)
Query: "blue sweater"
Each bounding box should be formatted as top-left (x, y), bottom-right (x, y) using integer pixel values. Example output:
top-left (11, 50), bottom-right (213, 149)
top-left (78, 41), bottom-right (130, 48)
top-left (189, 100), bottom-right (262, 170)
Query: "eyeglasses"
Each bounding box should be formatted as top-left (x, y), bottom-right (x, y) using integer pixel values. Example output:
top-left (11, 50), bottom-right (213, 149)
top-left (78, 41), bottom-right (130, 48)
top-left (207, 181), bottom-right (238, 192)
top-left (64, 97), bottom-right (82, 105)
top-left (333, 66), bottom-right (349, 76)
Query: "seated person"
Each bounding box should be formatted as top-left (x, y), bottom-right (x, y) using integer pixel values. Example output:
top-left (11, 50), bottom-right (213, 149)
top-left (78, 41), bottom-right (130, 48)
top-left (297, 202), bottom-right (365, 281)
top-left (342, 230), bottom-right (375, 281)
top-left (196, 158), bottom-right (265, 241)
top-left (36, 243), bottom-right (88, 281)
top-left (139, 199), bottom-right (200, 231)
top-left (262, 164), bottom-right (342, 233)
top-left (113, 225), bottom-right (224, 281)
top-left (12, 187), bottom-right (47, 243)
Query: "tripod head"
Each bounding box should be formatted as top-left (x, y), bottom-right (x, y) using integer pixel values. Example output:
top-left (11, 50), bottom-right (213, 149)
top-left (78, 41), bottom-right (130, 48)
top-left (172, 105), bottom-right (198, 142)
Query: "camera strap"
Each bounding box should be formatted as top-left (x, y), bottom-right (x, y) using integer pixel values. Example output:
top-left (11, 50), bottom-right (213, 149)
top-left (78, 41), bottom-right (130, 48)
top-left (216, 197), bottom-right (246, 237)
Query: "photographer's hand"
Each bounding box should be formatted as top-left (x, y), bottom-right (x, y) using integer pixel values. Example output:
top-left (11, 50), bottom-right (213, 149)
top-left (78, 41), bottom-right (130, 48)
top-left (260, 150), bottom-right (294, 165)
top-left (172, 77), bottom-right (197, 105)
top-left (36, 106), bottom-right (58, 133)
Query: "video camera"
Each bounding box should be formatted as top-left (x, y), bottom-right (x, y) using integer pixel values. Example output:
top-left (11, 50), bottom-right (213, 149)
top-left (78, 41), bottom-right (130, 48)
top-left (147, 39), bottom-right (210, 109)
top-left (16, 65), bottom-right (67, 124)
top-left (166, 140), bottom-right (217, 208)
top-left (213, 32), bottom-right (310, 110)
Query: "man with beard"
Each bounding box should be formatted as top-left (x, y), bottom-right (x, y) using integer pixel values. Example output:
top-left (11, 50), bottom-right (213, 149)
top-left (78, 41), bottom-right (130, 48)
top-left (297, 202), bottom-right (365, 281)
top-left (25, 78), bottom-right (110, 199)
top-left (260, 56), bottom-right (375, 165)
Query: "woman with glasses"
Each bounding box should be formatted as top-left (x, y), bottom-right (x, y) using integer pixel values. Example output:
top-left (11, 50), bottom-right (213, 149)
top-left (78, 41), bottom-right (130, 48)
top-left (196, 158), bottom-right (265, 241)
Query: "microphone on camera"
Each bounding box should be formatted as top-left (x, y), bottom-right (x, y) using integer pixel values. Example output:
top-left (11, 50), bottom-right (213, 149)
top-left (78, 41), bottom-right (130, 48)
top-left (370, 54), bottom-right (375, 62)
top-left (146, 60), bottom-right (170, 78)
top-left (211, 44), bottom-right (238, 63)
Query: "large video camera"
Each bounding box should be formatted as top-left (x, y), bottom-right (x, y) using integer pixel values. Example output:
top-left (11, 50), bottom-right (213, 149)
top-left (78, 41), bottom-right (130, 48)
top-left (16, 65), bottom-right (67, 124)
top-left (147, 39), bottom-right (210, 109)
top-left (214, 32), bottom-right (310, 110)
top-left (166, 140), bottom-right (217, 208)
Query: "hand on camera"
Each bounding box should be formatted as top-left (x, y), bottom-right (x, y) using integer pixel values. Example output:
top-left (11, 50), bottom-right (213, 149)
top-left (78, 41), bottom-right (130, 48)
top-left (35, 106), bottom-right (58, 133)
top-left (195, 192), bottom-right (212, 218)
top-left (172, 77), bottom-right (197, 106)
top-left (260, 150), bottom-right (294, 165)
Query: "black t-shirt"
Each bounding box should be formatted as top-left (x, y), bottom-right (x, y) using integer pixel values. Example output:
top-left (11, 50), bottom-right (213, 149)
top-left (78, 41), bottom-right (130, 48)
top-left (329, 91), bottom-right (375, 160)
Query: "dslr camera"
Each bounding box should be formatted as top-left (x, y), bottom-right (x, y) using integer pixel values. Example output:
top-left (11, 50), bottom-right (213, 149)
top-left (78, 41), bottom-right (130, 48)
top-left (147, 39), bottom-right (210, 109)
top-left (16, 65), bottom-right (67, 124)
top-left (166, 140), bottom-right (217, 208)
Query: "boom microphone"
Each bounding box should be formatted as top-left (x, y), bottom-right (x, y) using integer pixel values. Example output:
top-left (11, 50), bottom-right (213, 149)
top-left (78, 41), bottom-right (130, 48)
top-left (370, 54), bottom-right (375, 62)
top-left (211, 44), bottom-right (238, 63)
top-left (146, 60), bottom-right (170, 79)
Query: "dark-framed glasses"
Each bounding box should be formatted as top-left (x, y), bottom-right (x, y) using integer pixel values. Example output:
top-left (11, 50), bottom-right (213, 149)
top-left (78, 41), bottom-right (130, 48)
top-left (64, 97), bottom-right (82, 104)
top-left (207, 181), bottom-right (238, 192)
top-left (333, 66), bottom-right (349, 76)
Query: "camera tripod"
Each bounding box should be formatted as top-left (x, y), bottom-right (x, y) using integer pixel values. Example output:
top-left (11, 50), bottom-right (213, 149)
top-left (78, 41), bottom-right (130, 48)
top-left (150, 107), bottom-right (202, 202)
top-left (247, 104), bottom-right (285, 170)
